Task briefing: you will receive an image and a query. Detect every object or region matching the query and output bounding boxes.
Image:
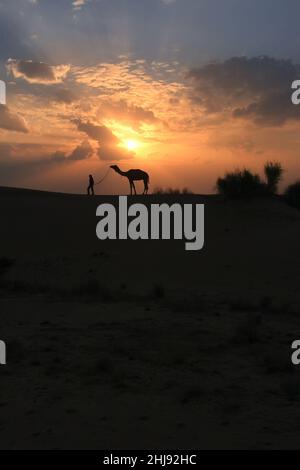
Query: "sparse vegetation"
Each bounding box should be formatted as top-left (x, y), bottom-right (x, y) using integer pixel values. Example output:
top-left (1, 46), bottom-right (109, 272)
top-left (284, 181), bottom-right (300, 210)
top-left (153, 187), bottom-right (193, 195)
top-left (216, 162), bottom-right (285, 199)
top-left (264, 162), bottom-right (283, 194)
top-left (216, 169), bottom-right (266, 199)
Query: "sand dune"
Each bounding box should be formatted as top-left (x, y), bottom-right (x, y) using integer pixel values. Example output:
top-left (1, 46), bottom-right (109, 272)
top-left (1, 187), bottom-right (300, 449)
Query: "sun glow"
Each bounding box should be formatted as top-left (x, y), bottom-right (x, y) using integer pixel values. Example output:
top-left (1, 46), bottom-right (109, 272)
top-left (125, 139), bottom-right (139, 151)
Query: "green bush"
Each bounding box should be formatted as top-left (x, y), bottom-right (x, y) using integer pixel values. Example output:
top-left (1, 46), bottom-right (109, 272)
top-left (284, 181), bottom-right (300, 210)
top-left (216, 169), bottom-right (266, 199)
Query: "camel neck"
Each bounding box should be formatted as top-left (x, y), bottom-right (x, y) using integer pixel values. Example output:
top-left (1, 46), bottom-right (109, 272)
top-left (116, 168), bottom-right (127, 177)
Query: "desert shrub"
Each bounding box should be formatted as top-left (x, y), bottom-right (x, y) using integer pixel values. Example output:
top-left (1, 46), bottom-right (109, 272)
top-left (153, 187), bottom-right (193, 195)
top-left (264, 161), bottom-right (283, 194)
top-left (216, 169), bottom-right (266, 199)
top-left (182, 187), bottom-right (194, 195)
top-left (284, 181), bottom-right (300, 210)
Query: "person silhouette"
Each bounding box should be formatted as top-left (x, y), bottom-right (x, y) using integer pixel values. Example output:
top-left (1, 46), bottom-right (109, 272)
top-left (87, 174), bottom-right (95, 196)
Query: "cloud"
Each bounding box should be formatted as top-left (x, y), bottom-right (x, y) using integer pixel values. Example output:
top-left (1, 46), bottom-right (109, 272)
top-left (72, 60), bottom-right (186, 127)
top-left (100, 100), bottom-right (159, 129)
top-left (6, 59), bottom-right (70, 84)
top-left (72, 119), bottom-right (118, 143)
top-left (51, 88), bottom-right (78, 104)
top-left (188, 56), bottom-right (300, 126)
top-left (72, 118), bottom-right (133, 161)
top-left (69, 140), bottom-right (93, 160)
top-left (72, 0), bottom-right (88, 10)
top-left (0, 104), bottom-right (28, 133)
top-left (97, 144), bottom-right (132, 161)
top-left (38, 85), bottom-right (80, 104)
top-left (50, 141), bottom-right (93, 161)
top-left (0, 142), bottom-right (16, 159)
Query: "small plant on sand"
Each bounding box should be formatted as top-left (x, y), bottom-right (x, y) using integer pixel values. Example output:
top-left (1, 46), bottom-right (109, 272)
top-left (264, 161), bottom-right (283, 194)
top-left (284, 181), bottom-right (300, 210)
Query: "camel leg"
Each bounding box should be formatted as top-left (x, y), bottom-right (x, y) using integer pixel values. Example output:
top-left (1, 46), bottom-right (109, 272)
top-left (129, 180), bottom-right (133, 195)
top-left (132, 182), bottom-right (137, 195)
top-left (143, 179), bottom-right (148, 195)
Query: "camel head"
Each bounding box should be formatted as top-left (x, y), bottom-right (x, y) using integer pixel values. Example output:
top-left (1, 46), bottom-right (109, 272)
top-left (110, 165), bottom-right (121, 174)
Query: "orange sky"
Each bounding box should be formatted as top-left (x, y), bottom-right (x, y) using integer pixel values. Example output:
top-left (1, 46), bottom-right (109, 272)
top-left (1, 56), bottom-right (300, 194)
top-left (1, 1), bottom-right (300, 194)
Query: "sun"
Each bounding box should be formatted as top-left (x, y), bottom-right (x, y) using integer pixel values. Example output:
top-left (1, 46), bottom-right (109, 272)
top-left (125, 139), bottom-right (139, 151)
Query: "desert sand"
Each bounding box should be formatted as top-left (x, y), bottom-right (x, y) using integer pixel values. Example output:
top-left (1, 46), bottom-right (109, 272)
top-left (1, 186), bottom-right (300, 449)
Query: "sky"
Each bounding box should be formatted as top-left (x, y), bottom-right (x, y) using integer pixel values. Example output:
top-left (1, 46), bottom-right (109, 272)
top-left (1, 0), bottom-right (300, 194)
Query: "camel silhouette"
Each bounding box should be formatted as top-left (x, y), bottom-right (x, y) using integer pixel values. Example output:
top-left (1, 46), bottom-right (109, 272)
top-left (110, 165), bottom-right (150, 195)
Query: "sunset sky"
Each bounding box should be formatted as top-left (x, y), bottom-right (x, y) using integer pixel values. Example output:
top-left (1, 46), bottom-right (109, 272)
top-left (1, 0), bottom-right (300, 193)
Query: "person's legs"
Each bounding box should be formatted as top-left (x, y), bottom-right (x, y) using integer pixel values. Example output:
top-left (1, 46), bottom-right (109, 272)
top-left (91, 186), bottom-right (94, 196)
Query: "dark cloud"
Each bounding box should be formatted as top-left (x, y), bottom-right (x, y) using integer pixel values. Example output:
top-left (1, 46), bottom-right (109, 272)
top-left (51, 88), bottom-right (78, 104)
top-left (72, 118), bottom-right (133, 161)
top-left (0, 104), bottom-right (28, 133)
top-left (72, 119), bottom-right (118, 144)
top-left (0, 140), bottom-right (93, 186)
top-left (69, 140), bottom-right (93, 160)
top-left (7, 59), bottom-right (70, 84)
top-left (188, 56), bottom-right (300, 126)
top-left (50, 141), bottom-right (93, 161)
top-left (50, 150), bottom-right (67, 162)
top-left (97, 144), bottom-right (132, 161)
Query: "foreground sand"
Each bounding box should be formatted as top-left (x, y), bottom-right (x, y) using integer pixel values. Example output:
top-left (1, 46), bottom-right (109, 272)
top-left (1, 187), bottom-right (300, 449)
